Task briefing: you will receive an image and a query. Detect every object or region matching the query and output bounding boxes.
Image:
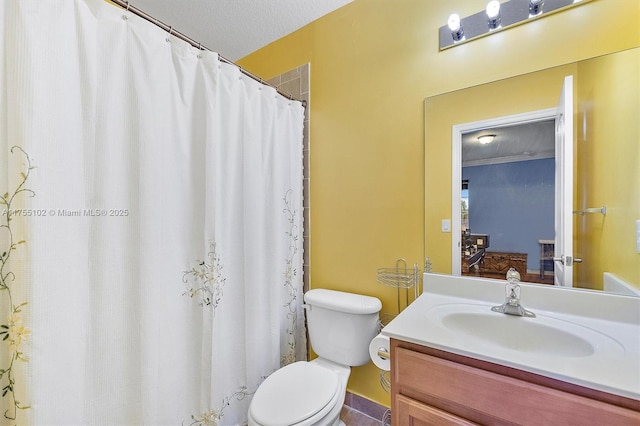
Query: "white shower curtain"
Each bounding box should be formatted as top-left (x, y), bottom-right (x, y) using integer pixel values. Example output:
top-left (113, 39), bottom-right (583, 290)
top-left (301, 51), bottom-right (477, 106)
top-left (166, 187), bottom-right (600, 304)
top-left (0, 1), bottom-right (305, 425)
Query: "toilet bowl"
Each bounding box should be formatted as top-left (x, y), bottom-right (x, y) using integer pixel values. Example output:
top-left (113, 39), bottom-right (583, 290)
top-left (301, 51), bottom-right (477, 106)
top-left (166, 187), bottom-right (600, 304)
top-left (248, 359), bottom-right (349, 426)
top-left (248, 289), bottom-right (382, 426)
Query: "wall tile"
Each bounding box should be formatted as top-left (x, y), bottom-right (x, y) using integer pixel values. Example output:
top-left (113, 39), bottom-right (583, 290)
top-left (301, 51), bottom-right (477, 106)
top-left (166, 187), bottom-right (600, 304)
top-left (272, 63), bottom-right (311, 300)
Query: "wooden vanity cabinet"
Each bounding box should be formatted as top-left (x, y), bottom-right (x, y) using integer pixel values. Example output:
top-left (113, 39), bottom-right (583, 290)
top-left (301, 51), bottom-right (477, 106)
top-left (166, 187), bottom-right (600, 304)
top-left (391, 339), bottom-right (640, 426)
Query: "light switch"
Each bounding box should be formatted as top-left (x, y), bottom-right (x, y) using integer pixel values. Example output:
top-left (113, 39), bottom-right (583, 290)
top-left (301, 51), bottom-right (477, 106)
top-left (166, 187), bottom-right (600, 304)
top-left (442, 219), bottom-right (451, 233)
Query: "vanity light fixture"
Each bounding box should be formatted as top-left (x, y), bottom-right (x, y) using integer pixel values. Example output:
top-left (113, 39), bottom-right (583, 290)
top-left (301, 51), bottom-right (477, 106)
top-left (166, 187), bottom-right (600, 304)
top-left (529, 0), bottom-right (544, 16)
top-left (486, 1), bottom-right (502, 29)
top-left (448, 13), bottom-right (465, 42)
top-left (478, 134), bottom-right (496, 144)
top-left (439, 0), bottom-right (593, 50)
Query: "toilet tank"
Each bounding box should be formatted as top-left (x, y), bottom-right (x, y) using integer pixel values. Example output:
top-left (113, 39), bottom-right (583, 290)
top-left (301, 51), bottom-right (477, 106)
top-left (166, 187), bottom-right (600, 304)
top-left (304, 289), bottom-right (382, 367)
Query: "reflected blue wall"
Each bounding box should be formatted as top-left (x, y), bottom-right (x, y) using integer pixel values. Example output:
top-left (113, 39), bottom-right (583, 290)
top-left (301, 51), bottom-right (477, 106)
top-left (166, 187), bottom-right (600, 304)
top-left (463, 158), bottom-right (555, 271)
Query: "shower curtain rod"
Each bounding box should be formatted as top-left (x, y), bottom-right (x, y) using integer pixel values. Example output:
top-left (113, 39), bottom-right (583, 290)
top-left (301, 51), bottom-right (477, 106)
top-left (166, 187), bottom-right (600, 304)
top-left (110, 0), bottom-right (305, 106)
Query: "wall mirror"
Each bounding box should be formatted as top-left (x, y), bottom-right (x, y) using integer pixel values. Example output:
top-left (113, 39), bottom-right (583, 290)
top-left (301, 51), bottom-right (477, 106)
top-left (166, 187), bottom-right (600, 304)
top-left (424, 47), bottom-right (639, 296)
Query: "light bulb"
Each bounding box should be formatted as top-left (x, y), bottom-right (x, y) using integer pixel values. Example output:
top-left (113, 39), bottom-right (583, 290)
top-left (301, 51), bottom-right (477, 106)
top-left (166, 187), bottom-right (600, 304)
top-left (486, 1), bottom-right (501, 29)
top-left (529, 0), bottom-right (544, 16)
top-left (447, 14), bottom-right (464, 42)
top-left (486, 1), bottom-right (501, 19)
top-left (448, 13), bottom-right (461, 32)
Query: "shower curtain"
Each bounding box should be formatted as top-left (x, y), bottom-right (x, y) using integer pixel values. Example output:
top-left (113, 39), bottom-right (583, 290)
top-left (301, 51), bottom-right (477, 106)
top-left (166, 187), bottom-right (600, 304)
top-left (0, 1), bottom-right (306, 425)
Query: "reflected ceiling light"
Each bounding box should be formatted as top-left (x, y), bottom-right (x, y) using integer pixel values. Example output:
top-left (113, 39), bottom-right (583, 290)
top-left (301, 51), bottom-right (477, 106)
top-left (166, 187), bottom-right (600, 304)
top-left (529, 0), bottom-right (544, 16)
top-left (448, 13), bottom-right (464, 42)
top-left (486, 1), bottom-right (501, 29)
top-left (478, 134), bottom-right (496, 144)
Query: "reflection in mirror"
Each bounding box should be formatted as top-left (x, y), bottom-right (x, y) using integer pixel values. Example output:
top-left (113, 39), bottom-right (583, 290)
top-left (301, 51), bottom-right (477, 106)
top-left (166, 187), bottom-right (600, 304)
top-left (424, 48), bottom-right (639, 296)
top-left (451, 101), bottom-right (577, 286)
top-left (460, 119), bottom-right (556, 285)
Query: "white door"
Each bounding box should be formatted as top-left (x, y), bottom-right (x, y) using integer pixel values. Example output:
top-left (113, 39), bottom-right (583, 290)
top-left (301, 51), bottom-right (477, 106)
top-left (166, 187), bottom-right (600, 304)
top-left (554, 75), bottom-right (574, 287)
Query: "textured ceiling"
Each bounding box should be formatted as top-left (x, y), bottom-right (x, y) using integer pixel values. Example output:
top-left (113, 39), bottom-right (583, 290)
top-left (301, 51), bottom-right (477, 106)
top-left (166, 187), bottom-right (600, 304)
top-left (462, 120), bottom-right (556, 167)
top-left (129, 0), bottom-right (353, 61)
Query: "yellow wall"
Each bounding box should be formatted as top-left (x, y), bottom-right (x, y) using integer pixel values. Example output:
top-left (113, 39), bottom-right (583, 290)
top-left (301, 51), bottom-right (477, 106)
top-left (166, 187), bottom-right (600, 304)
top-left (575, 48), bottom-right (640, 289)
top-left (238, 0), bottom-right (640, 408)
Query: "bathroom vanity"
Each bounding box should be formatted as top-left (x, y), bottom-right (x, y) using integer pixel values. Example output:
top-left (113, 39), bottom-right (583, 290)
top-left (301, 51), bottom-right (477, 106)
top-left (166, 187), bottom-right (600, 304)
top-left (382, 273), bottom-right (640, 425)
top-left (391, 340), bottom-right (639, 425)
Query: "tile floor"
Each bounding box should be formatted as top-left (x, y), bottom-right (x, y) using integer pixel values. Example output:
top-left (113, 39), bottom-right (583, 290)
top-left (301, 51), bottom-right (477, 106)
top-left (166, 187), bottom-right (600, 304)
top-left (339, 405), bottom-right (383, 425)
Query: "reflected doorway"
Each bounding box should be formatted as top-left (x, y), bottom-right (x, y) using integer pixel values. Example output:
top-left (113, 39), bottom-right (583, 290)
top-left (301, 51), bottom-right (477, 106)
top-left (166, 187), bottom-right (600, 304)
top-left (452, 108), bottom-right (565, 285)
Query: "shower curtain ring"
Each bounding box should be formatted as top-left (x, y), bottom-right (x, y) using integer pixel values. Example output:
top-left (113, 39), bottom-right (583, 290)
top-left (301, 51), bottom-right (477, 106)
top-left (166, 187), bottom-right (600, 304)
top-left (125, 1), bottom-right (131, 11)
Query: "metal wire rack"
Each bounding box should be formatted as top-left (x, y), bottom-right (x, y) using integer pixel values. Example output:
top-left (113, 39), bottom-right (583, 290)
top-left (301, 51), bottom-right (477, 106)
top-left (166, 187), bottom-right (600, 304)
top-left (376, 313), bottom-right (393, 399)
top-left (376, 259), bottom-right (421, 314)
top-left (375, 258), bottom-right (426, 426)
top-left (376, 259), bottom-right (420, 289)
top-left (377, 312), bottom-right (396, 333)
top-left (382, 408), bottom-right (392, 426)
top-left (379, 369), bottom-right (391, 394)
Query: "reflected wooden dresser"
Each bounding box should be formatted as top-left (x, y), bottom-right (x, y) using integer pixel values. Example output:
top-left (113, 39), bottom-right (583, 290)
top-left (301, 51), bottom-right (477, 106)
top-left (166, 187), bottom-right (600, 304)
top-left (479, 251), bottom-right (527, 277)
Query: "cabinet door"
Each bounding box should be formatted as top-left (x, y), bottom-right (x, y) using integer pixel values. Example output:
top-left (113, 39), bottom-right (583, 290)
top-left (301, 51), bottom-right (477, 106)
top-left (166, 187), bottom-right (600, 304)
top-left (394, 348), bottom-right (640, 425)
top-left (395, 394), bottom-right (478, 426)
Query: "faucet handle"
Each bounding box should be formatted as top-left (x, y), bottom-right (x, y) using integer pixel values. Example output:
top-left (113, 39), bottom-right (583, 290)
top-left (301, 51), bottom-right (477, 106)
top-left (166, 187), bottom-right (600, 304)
top-left (505, 268), bottom-right (521, 306)
top-left (506, 267), bottom-right (520, 282)
top-left (492, 267), bottom-right (536, 317)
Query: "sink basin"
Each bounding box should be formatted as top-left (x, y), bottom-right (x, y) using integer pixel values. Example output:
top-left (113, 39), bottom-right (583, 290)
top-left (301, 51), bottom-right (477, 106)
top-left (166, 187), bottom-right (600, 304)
top-left (426, 304), bottom-right (624, 358)
top-left (381, 274), bottom-right (640, 400)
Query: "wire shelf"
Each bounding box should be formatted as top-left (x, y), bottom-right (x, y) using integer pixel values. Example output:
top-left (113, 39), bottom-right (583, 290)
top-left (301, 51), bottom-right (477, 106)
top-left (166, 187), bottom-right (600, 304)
top-left (377, 259), bottom-right (421, 313)
top-left (382, 408), bottom-right (392, 426)
top-left (376, 264), bottom-right (419, 289)
top-left (380, 369), bottom-right (391, 394)
top-left (377, 313), bottom-right (397, 333)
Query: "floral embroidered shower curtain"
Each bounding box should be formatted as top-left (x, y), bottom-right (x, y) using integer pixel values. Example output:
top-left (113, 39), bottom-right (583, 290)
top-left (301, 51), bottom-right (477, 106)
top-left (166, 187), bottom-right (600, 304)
top-left (0, 1), bottom-right (306, 424)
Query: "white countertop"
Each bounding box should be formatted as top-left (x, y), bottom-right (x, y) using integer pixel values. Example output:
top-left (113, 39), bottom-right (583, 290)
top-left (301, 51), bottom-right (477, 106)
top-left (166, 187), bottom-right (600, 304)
top-left (382, 273), bottom-right (640, 400)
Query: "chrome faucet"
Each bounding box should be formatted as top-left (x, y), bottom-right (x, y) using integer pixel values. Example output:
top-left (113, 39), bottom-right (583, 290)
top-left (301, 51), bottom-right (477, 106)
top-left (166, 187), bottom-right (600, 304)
top-left (491, 268), bottom-right (536, 318)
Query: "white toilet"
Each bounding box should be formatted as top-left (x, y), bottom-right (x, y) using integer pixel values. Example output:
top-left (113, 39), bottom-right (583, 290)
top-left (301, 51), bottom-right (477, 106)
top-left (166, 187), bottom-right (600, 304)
top-left (248, 289), bottom-right (382, 426)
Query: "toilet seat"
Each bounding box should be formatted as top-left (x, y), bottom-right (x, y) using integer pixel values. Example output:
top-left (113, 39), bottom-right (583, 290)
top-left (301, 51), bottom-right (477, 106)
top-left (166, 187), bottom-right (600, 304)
top-left (249, 361), bottom-right (340, 425)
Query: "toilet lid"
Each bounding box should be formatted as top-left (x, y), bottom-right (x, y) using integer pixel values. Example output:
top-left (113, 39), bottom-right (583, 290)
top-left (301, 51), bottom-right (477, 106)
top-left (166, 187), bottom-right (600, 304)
top-left (250, 361), bottom-right (339, 425)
